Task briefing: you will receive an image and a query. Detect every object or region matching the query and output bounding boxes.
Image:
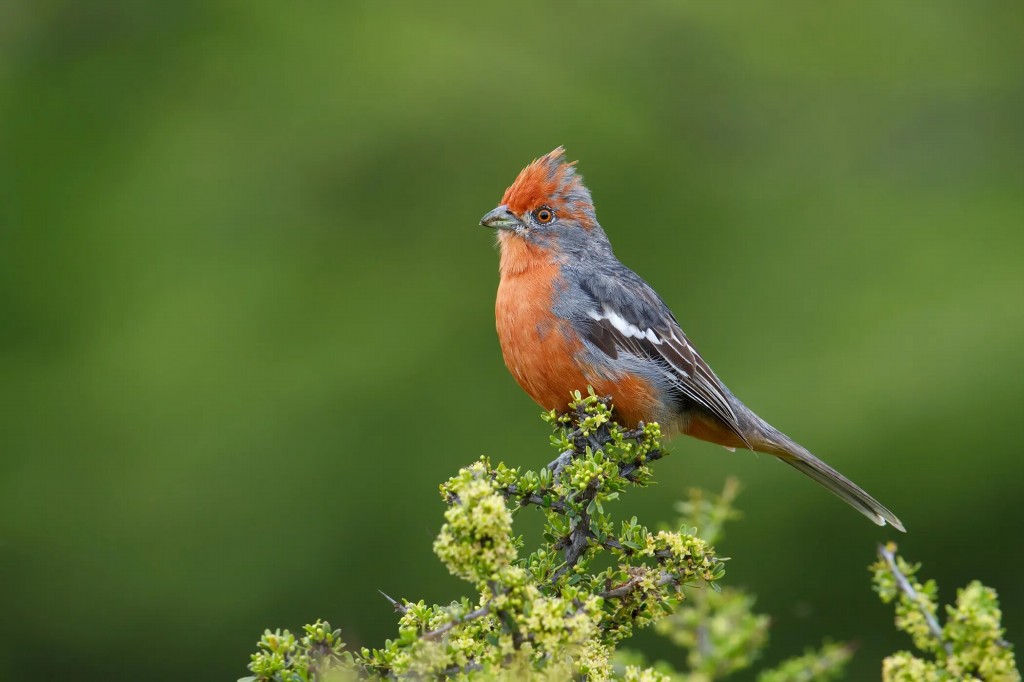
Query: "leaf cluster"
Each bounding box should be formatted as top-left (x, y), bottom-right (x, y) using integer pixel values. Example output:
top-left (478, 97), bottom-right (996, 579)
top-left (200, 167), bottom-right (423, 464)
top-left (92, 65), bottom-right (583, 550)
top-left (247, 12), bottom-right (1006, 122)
top-left (872, 542), bottom-right (1020, 681)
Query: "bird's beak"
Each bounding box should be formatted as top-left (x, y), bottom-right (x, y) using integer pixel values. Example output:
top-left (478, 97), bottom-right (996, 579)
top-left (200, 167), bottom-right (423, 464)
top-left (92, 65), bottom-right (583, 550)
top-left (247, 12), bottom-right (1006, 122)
top-left (479, 205), bottom-right (521, 231)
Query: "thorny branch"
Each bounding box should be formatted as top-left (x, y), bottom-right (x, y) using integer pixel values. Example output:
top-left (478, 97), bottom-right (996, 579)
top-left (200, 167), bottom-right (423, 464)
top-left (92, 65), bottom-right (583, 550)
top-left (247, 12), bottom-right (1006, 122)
top-left (497, 484), bottom-right (567, 513)
top-left (503, 405), bottom-right (663, 584)
top-left (421, 604), bottom-right (492, 641)
top-left (490, 402), bottom-right (669, 585)
top-left (500, 438), bottom-right (663, 515)
top-left (419, 395), bottom-right (695, 652)
top-left (547, 412), bottom-right (665, 582)
top-left (877, 544), bottom-right (953, 656)
top-left (497, 400), bottom-right (663, 519)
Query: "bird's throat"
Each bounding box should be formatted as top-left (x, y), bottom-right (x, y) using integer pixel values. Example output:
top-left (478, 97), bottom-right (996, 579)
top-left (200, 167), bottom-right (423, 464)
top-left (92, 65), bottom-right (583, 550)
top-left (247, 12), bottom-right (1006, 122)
top-left (497, 230), bottom-right (548, 278)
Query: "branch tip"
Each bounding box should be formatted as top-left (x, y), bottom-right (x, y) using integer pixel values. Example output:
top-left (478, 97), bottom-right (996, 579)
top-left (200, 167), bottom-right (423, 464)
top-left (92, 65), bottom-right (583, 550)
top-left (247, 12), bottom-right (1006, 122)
top-left (378, 590), bottom-right (408, 615)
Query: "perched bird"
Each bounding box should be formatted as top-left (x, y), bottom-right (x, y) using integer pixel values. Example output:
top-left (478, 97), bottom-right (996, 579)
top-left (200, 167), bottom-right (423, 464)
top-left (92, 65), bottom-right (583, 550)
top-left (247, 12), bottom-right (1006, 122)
top-left (480, 147), bottom-right (904, 531)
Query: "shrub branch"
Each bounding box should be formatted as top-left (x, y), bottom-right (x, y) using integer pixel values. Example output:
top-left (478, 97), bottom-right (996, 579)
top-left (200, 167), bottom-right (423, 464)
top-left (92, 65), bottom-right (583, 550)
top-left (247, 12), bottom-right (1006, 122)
top-left (877, 543), bottom-right (952, 656)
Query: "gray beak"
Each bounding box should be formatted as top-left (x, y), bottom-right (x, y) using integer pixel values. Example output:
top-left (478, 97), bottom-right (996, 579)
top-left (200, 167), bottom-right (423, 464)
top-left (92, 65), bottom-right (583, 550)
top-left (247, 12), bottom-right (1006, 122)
top-left (479, 205), bottom-right (521, 230)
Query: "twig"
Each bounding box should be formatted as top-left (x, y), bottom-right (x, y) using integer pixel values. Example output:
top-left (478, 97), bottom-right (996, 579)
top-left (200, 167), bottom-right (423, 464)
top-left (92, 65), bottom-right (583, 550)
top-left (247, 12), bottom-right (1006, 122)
top-left (498, 485), bottom-right (567, 513)
top-left (696, 622), bottom-right (712, 662)
top-left (877, 544), bottom-right (953, 656)
top-left (421, 604), bottom-right (492, 641)
top-left (618, 448), bottom-right (665, 481)
top-left (549, 447), bottom-right (667, 583)
top-left (438, 662), bottom-right (483, 676)
top-left (601, 536), bottom-right (671, 559)
top-left (550, 477), bottom-right (602, 582)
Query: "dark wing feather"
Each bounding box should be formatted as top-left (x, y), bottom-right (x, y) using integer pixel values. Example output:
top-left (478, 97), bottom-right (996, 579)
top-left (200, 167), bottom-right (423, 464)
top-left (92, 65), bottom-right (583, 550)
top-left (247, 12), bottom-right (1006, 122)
top-left (577, 269), bottom-right (750, 447)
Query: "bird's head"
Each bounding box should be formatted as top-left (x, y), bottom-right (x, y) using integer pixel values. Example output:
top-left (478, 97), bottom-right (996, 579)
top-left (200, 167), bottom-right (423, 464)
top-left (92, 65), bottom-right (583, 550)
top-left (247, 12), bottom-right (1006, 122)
top-left (480, 147), bottom-right (608, 259)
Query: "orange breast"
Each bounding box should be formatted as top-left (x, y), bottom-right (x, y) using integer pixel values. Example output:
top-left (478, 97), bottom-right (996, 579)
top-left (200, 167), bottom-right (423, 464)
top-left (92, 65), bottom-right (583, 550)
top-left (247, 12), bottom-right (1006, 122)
top-left (496, 260), bottom-right (586, 412)
top-left (495, 235), bottom-right (661, 425)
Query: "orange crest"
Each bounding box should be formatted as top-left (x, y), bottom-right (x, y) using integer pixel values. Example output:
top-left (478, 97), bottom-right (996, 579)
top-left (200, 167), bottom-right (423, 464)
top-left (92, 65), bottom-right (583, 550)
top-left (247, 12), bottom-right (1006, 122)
top-left (500, 147), bottom-right (593, 228)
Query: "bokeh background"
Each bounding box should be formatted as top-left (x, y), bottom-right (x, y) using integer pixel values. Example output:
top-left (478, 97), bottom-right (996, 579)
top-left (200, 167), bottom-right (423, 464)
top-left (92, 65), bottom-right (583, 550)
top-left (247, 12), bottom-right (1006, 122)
top-left (2, 2), bottom-right (1022, 679)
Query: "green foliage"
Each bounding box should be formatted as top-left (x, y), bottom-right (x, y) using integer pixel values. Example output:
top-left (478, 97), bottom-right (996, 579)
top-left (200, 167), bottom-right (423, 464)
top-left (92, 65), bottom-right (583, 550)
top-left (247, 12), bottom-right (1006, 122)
top-left (754, 644), bottom-right (852, 682)
top-left (243, 622), bottom-right (351, 682)
top-left (242, 395), bottom-right (1015, 681)
top-left (654, 482), bottom-right (768, 679)
top-left (872, 543), bottom-right (1020, 681)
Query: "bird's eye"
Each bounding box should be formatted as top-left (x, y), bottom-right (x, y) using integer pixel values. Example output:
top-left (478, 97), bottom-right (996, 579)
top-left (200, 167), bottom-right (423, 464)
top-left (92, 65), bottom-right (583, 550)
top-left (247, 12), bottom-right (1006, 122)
top-left (534, 207), bottom-right (554, 224)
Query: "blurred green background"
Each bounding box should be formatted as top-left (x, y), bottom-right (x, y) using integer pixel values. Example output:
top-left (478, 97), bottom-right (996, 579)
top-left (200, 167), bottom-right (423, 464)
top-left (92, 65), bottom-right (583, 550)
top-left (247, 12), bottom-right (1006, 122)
top-left (2, 1), bottom-right (1022, 679)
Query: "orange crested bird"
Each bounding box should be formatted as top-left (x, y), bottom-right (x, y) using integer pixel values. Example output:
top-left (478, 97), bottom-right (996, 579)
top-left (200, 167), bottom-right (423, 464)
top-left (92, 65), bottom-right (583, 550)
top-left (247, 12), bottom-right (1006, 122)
top-left (480, 147), bottom-right (904, 531)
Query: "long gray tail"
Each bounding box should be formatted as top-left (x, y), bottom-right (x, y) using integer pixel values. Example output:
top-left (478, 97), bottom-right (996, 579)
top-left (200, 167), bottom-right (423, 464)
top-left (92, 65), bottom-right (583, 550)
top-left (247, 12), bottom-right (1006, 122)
top-left (752, 420), bottom-right (905, 532)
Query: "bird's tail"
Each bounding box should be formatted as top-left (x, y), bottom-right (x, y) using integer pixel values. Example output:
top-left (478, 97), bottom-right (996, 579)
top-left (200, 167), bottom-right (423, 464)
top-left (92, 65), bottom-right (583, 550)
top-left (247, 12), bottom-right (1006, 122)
top-left (751, 419), bottom-right (906, 532)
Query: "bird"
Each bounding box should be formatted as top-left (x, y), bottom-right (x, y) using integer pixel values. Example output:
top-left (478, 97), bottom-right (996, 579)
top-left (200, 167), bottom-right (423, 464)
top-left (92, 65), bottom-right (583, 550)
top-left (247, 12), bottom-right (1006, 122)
top-left (479, 147), bottom-right (904, 532)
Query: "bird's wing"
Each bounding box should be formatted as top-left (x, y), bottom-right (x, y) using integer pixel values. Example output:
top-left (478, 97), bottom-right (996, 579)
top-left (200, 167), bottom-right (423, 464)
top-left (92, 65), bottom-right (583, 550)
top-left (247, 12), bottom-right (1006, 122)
top-left (576, 268), bottom-right (749, 446)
